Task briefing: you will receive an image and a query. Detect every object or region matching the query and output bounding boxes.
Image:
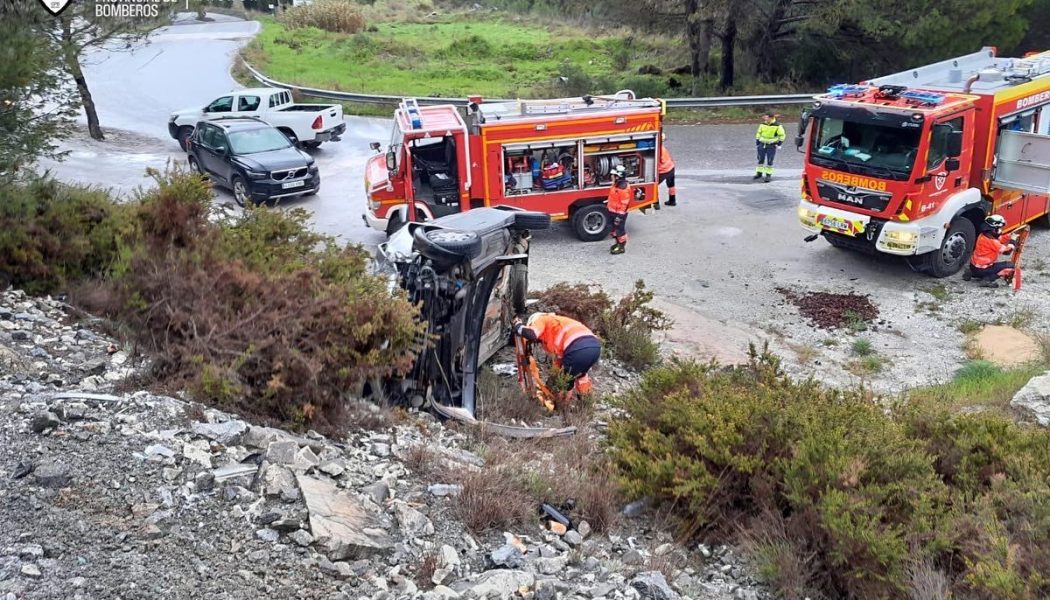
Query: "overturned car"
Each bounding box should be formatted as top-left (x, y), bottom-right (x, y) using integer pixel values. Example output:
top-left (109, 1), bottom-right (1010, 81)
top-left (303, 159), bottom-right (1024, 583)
top-left (371, 207), bottom-right (567, 435)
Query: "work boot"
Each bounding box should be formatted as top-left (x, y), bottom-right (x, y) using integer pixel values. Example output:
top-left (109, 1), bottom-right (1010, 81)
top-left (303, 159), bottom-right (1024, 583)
top-left (665, 195), bottom-right (677, 206)
top-left (610, 243), bottom-right (626, 255)
top-left (752, 172), bottom-right (763, 180)
top-left (979, 280), bottom-right (999, 288)
top-left (962, 269), bottom-right (972, 281)
top-left (763, 174), bottom-right (772, 183)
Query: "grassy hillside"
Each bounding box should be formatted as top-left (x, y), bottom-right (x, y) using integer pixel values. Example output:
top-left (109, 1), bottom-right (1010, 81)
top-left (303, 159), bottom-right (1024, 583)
top-left (243, 13), bottom-right (689, 99)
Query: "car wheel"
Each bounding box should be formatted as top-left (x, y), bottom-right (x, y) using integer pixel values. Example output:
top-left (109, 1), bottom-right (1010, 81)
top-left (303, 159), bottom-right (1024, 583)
top-left (510, 263), bottom-right (528, 314)
top-left (177, 126), bottom-right (194, 152)
top-left (232, 176), bottom-right (252, 208)
top-left (511, 211), bottom-right (552, 231)
top-left (187, 156), bottom-right (204, 176)
top-left (571, 204), bottom-right (611, 242)
top-left (423, 229), bottom-right (482, 259)
top-left (916, 217), bottom-right (975, 277)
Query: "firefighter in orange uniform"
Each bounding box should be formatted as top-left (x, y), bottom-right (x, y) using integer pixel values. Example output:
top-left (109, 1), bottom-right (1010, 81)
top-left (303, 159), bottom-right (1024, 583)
top-left (964, 214), bottom-right (1017, 288)
top-left (607, 164), bottom-right (632, 255)
top-left (512, 313), bottom-right (601, 394)
top-left (658, 133), bottom-right (677, 206)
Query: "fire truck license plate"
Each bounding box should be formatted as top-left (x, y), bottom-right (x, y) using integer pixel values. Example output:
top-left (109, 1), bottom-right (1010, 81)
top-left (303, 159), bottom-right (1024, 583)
top-left (818, 215), bottom-right (862, 236)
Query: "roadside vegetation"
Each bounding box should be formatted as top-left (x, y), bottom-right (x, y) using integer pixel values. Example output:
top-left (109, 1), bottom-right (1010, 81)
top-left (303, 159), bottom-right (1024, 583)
top-left (608, 347), bottom-right (1050, 599)
top-left (0, 169), bottom-right (421, 433)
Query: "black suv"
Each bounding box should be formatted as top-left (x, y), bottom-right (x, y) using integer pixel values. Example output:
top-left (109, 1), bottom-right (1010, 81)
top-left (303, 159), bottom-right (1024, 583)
top-left (187, 118), bottom-right (319, 206)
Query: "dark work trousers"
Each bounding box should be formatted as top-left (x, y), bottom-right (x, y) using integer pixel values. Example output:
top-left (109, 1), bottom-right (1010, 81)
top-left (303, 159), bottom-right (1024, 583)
top-left (610, 212), bottom-right (628, 244)
top-left (756, 144), bottom-right (778, 172)
top-left (970, 261), bottom-right (1014, 280)
top-left (658, 168), bottom-right (675, 189)
top-left (560, 336), bottom-right (602, 389)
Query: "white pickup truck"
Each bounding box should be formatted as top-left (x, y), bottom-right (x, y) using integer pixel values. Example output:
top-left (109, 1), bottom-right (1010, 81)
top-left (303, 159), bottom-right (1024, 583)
top-left (168, 87), bottom-right (346, 150)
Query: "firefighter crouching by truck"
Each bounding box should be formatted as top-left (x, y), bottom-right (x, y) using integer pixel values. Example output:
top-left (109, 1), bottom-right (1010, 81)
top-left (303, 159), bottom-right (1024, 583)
top-left (658, 133), bottom-right (677, 206)
top-left (963, 215), bottom-right (1018, 288)
top-left (512, 313), bottom-right (600, 395)
top-left (607, 164), bottom-right (632, 255)
top-left (754, 112), bottom-right (786, 182)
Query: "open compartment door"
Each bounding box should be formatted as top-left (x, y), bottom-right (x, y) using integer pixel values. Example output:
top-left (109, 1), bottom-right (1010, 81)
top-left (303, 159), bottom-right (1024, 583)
top-left (993, 130), bottom-right (1050, 194)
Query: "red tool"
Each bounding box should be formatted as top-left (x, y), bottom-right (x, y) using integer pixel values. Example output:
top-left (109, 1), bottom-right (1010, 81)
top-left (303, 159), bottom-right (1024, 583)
top-left (1011, 225), bottom-right (1031, 291)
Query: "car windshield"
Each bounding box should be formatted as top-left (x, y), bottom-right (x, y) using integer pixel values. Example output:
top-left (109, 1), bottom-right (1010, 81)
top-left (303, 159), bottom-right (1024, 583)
top-left (228, 128), bottom-right (291, 154)
top-left (810, 117), bottom-right (920, 179)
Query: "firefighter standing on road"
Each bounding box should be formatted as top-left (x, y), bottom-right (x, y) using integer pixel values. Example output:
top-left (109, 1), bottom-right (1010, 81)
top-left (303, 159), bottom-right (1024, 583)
top-left (658, 133), bottom-right (677, 206)
top-left (963, 214), bottom-right (1017, 288)
top-left (607, 164), bottom-right (632, 255)
top-left (512, 313), bottom-right (601, 394)
top-left (754, 112), bottom-right (786, 182)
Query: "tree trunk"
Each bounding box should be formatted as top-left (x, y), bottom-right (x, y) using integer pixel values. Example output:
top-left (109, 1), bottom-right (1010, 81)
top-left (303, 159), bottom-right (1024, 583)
top-left (720, 14), bottom-right (736, 90)
top-left (686, 0), bottom-right (702, 78)
top-left (753, 0), bottom-right (789, 81)
top-left (699, 18), bottom-right (713, 74)
top-left (61, 17), bottom-right (104, 141)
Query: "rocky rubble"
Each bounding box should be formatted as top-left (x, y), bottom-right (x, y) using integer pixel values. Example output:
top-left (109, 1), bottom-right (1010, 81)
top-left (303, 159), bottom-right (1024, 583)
top-left (0, 288), bottom-right (771, 599)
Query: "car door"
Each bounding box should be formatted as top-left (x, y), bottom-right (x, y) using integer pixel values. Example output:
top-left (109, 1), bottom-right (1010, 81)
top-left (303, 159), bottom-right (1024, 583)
top-left (202, 95), bottom-right (234, 122)
top-left (208, 128), bottom-right (234, 184)
top-left (234, 94), bottom-right (262, 117)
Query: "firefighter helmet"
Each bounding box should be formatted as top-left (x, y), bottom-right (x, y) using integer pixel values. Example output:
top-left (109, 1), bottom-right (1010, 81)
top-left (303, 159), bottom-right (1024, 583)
top-left (985, 214), bottom-right (1006, 230)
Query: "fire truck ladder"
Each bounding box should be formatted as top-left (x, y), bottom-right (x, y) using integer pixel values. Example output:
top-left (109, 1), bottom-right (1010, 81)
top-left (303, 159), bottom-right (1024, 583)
top-left (519, 91), bottom-right (662, 116)
top-left (867, 47), bottom-right (1050, 91)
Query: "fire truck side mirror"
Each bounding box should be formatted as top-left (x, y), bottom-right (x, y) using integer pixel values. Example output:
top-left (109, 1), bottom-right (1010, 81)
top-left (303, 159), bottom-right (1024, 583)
top-left (369, 142), bottom-right (381, 152)
top-left (386, 150), bottom-right (397, 172)
top-left (794, 135), bottom-right (804, 150)
top-left (946, 130), bottom-right (963, 158)
top-left (945, 157), bottom-right (961, 172)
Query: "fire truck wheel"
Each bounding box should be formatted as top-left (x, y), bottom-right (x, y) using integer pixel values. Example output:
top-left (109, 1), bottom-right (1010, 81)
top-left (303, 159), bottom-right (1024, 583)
top-left (423, 228), bottom-right (483, 259)
top-left (571, 205), bottom-right (611, 242)
top-left (918, 217), bottom-right (975, 278)
top-left (385, 212), bottom-right (405, 236)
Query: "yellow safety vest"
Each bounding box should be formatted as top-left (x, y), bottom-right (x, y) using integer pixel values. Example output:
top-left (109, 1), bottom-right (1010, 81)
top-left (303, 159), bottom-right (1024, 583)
top-left (756, 122), bottom-right (786, 145)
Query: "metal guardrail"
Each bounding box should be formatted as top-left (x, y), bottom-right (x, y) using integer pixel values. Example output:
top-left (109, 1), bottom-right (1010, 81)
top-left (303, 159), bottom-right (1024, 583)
top-left (242, 61), bottom-right (817, 109)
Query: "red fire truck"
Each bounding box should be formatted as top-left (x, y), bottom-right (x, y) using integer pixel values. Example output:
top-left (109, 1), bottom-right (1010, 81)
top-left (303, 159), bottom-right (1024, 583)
top-left (796, 47), bottom-right (1050, 276)
top-left (363, 92), bottom-right (665, 240)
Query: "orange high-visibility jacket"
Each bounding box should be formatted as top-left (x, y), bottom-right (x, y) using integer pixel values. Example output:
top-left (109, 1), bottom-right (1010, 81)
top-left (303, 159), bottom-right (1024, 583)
top-left (522, 314), bottom-right (594, 358)
top-left (658, 146), bottom-right (675, 174)
top-left (607, 182), bottom-right (631, 214)
top-left (971, 233), bottom-right (1014, 268)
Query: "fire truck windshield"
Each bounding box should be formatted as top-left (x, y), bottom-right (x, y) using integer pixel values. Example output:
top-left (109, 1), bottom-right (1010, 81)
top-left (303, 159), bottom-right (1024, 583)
top-left (809, 117), bottom-right (920, 180)
top-left (388, 121), bottom-right (404, 171)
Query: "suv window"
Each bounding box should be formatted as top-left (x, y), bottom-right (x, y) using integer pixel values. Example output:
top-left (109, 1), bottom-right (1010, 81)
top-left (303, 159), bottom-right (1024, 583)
top-left (206, 96), bottom-right (233, 113)
top-left (238, 95), bottom-right (261, 111)
top-left (927, 116), bottom-right (963, 169)
top-left (198, 125), bottom-right (217, 147)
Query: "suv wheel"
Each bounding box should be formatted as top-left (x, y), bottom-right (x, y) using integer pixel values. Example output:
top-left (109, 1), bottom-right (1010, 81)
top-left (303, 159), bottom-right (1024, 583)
top-left (187, 156), bottom-right (203, 176)
top-left (232, 176), bottom-right (252, 207)
top-left (424, 229), bottom-right (482, 258)
top-left (571, 204), bottom-right (611, 241)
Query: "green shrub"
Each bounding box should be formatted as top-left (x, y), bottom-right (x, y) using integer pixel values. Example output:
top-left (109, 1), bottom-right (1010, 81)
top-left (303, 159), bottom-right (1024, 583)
top-left (281, 0), bottom-right (366, 33)
top-left (609, 346), bottom-right (1050, 598)
top-left (0, 177), bottom-right (133, 295)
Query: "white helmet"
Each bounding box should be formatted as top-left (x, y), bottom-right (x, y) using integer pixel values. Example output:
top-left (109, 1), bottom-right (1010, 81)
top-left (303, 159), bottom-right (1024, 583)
top-left (985, 214), bottom-right (1006, 229)
top-left (611, 165), bottom-right (627, 178)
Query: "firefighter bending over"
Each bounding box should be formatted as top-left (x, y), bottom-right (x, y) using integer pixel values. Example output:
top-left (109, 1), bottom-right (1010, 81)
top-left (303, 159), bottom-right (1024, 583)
top-left (963, 214), bottom-right (1016, 288)
top-left (512, 313), bottom-right (601, 394)
top-left (607, 164), bottom-right (632, 255)
top-left (658, 133), bottom-right (677, 206)
top-left (754, 112), bottom-right (786, 182)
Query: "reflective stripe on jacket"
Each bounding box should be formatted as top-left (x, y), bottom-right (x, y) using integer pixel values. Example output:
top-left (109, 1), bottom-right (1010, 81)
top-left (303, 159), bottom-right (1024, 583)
top-left (658, 146), bottom-right (675, 174)
top-left (607, 182), bottom-right (631, 214)
top-left (523, 314), bottom-right (594, 358)
top-left (756, 122), bottom-right (786, 145)
top-left (971, 233), bottom-right (1013, 268)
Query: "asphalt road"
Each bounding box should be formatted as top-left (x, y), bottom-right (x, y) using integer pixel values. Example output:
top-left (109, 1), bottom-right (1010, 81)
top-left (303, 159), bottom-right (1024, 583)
top-left (39, 16), bottom-right (1050, 392)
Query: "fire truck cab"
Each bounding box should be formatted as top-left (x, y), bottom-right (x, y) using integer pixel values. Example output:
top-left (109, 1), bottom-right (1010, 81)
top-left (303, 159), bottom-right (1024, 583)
top-left (364, 93), bottom-right (665, 241)
top-left (797, 48), bottom-right (1050, 276)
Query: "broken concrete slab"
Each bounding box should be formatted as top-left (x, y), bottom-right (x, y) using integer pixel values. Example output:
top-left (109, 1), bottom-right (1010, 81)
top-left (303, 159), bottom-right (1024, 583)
top-left (296, 474), bottom-right (393, 560)
top-left (191, 420), bottom-right (247, 446)
top-left (266, 440), bottom-right (298, 466)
